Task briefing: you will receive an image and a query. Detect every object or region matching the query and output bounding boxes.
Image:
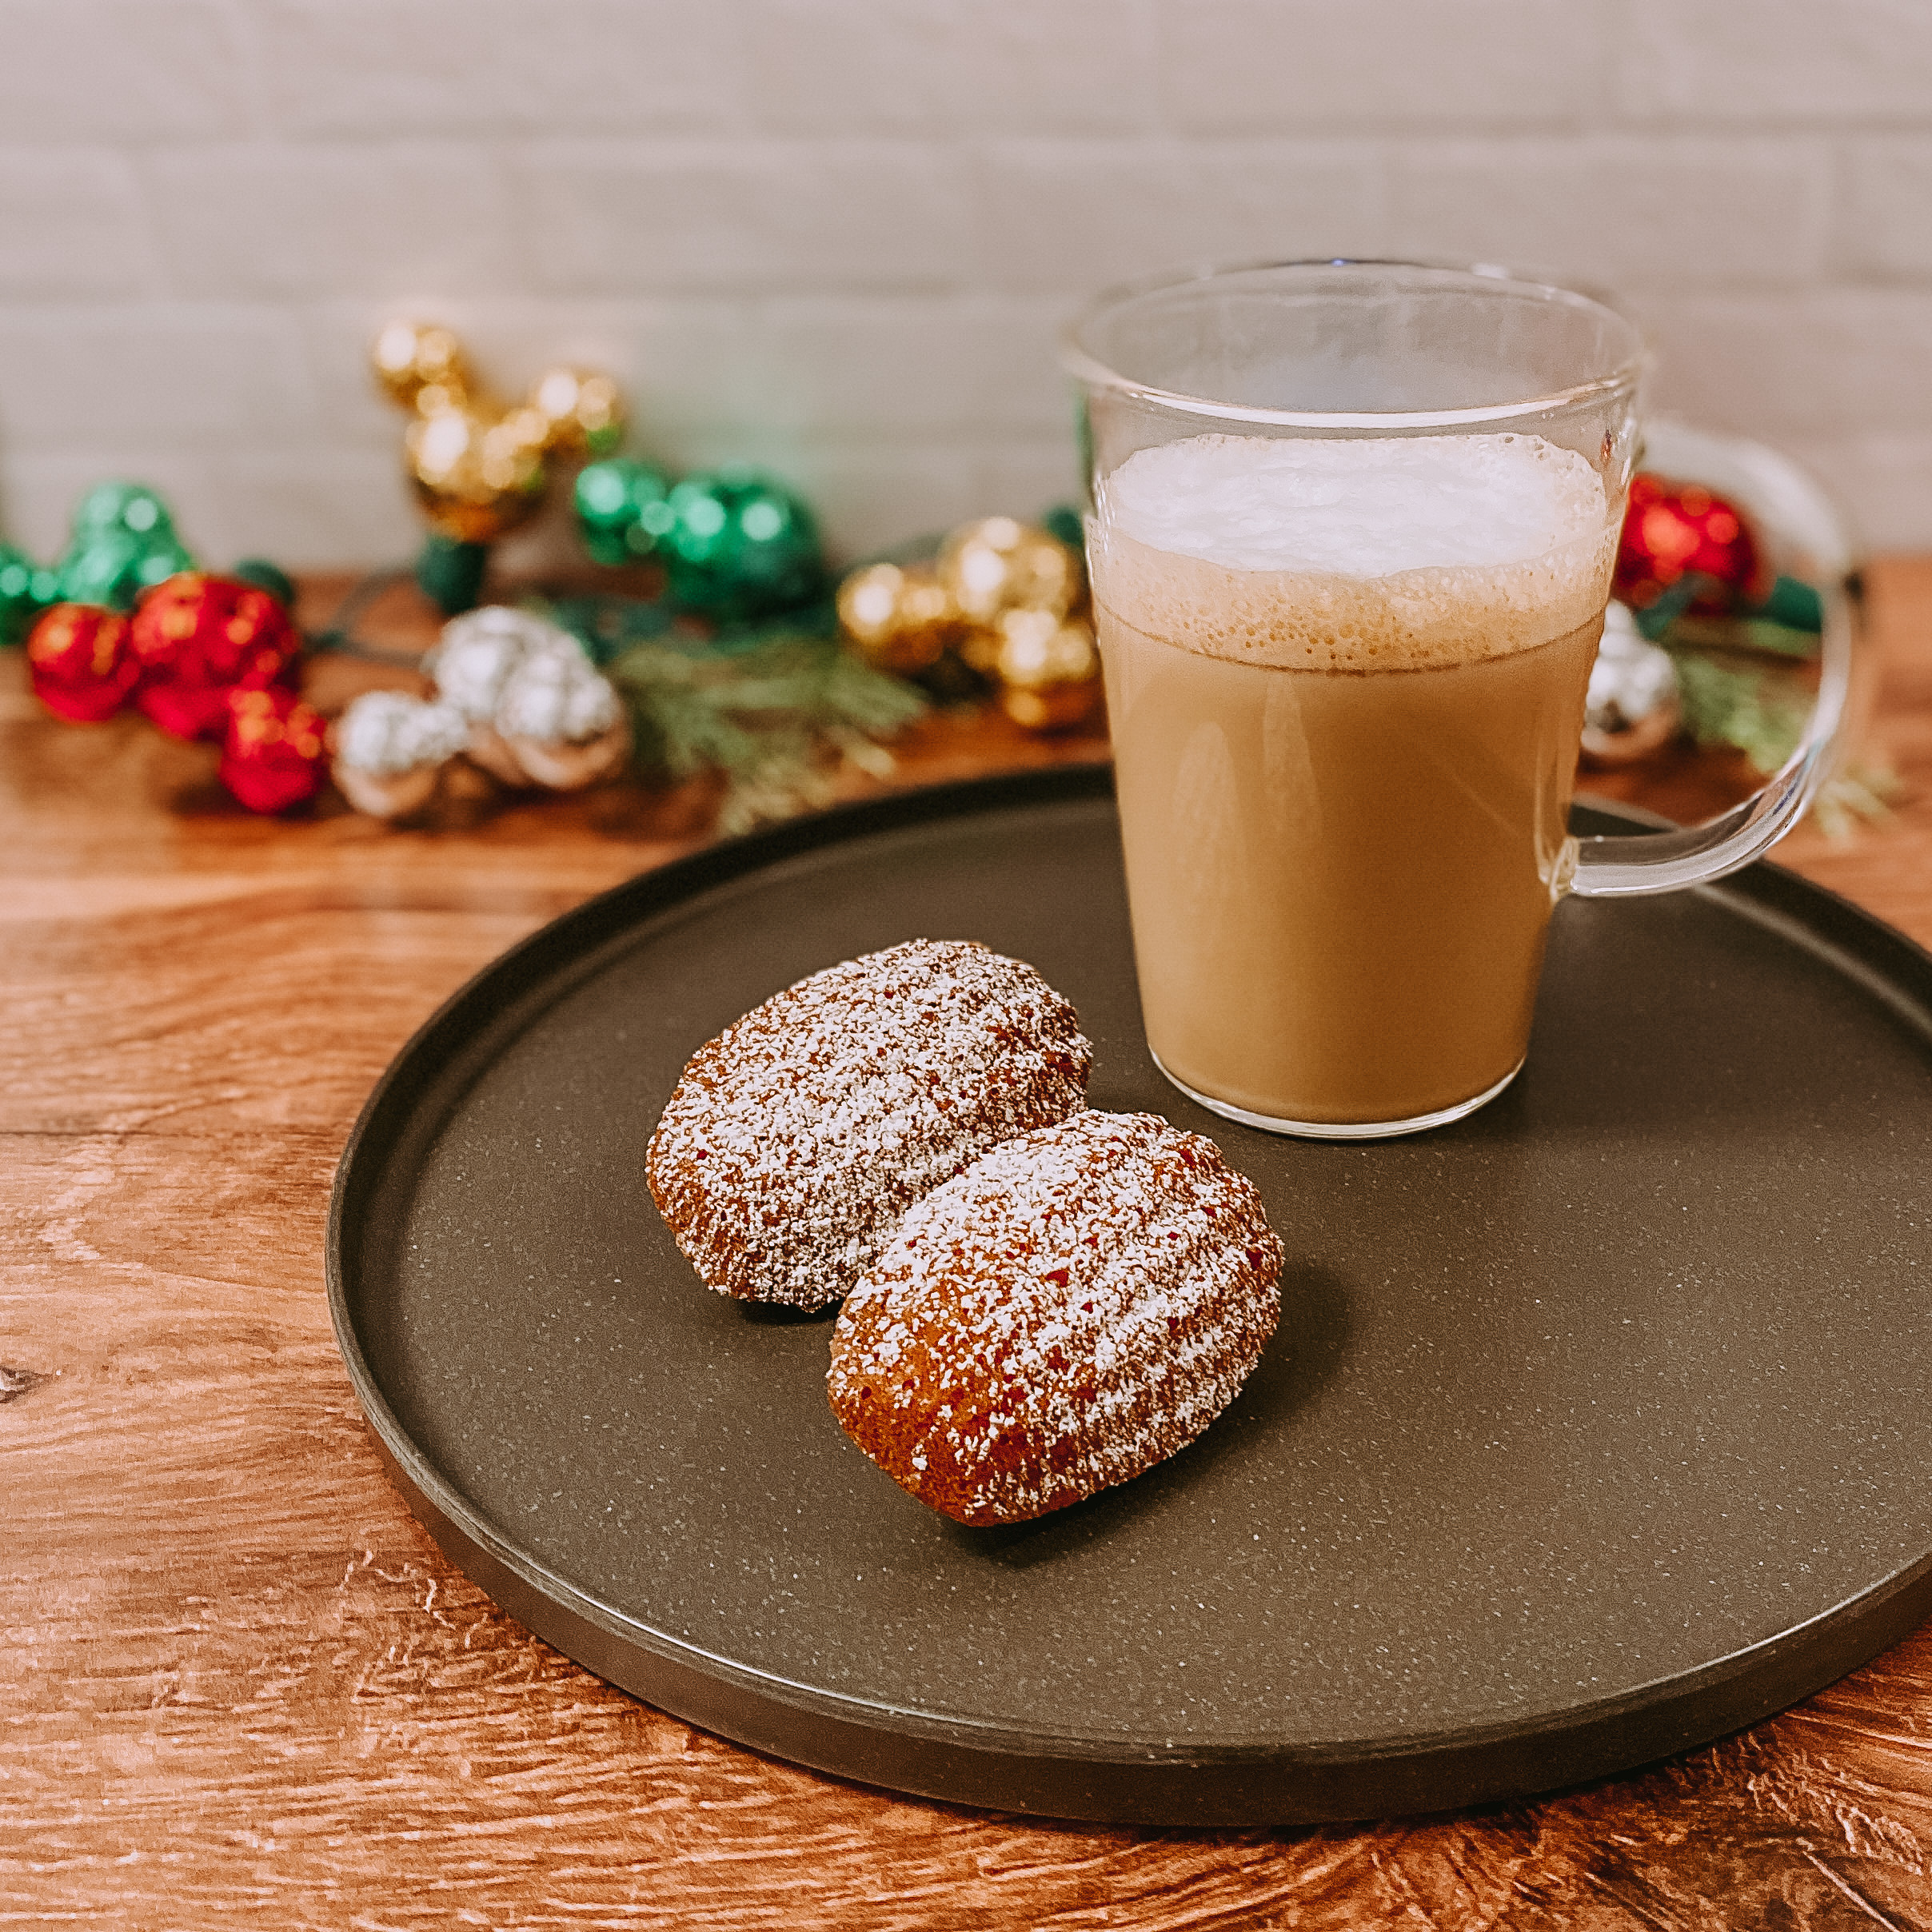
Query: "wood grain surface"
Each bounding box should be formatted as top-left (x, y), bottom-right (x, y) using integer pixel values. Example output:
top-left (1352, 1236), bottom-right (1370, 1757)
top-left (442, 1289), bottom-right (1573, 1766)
top-left (4, 564), bottom-right (1931, 1930)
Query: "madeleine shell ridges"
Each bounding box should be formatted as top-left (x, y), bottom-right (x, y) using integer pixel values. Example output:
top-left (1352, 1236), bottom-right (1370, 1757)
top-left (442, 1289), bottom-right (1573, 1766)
top-left (828, 1109), bottom-right (1283, 1523)
top-left (647, 939), bottom-right (1092, 1310)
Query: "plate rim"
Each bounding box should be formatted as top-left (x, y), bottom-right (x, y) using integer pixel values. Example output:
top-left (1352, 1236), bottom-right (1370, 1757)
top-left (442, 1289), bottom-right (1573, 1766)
top-left (325, 768), bottom-right (1932, 1820)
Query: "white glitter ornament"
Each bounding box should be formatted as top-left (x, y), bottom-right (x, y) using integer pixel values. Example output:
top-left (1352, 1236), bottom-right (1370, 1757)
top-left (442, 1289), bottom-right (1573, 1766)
top-left (423, 605), bottom-right (586, 786)
top-left (331, 689), bottom-right (469, 818)
top-left (1583, 602), bottom-right (1681, 764)
top-left (493, 639), bottom-right (630, 790)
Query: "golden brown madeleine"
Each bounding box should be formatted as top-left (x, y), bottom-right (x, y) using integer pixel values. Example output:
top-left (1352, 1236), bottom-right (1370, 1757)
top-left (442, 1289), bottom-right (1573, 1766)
top-left (828, 1111), bottom-right (1283, 1524)
top-left (647, 940), bottom-right (1091, 1310)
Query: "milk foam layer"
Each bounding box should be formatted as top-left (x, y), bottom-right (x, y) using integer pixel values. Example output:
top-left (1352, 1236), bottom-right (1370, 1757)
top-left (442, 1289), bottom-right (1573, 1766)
top-left (1093, 433), bottom-right (1615, 672)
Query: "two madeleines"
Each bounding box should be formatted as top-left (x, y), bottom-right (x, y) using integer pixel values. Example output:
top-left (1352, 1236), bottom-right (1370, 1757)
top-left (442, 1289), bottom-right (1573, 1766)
top-left (646, 940), bottom-right (1284, 1526)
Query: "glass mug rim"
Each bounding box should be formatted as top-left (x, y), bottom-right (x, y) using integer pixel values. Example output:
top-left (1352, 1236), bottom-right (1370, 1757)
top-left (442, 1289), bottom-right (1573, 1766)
top-left (1060, 257), bottom-right (1649, 433)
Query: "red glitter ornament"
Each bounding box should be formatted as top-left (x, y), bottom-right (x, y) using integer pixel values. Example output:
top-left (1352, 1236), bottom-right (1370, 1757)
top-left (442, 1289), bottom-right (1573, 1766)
top-left (219, 685), bottom-right (326, 814)
top-left (26, 603), bottom-right (138, 723)
top-left (128, 571), bottom-right (301, 741)
top-left (1615, 473), bottom-right (1771, 613)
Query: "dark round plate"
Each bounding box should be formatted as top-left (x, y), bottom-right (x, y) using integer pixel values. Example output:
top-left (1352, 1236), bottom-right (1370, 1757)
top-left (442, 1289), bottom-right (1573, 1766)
top-left (328, 769), bottom-right (1932, 1826)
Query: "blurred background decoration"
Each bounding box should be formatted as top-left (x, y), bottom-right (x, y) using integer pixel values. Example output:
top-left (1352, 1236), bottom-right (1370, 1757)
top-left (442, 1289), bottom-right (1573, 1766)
top-left (0, 0), bottom-right (1925, 570)
top-left (371, 318), bottom-right (625, 611)
top-left (0, 0), bottom-right (1919, 832)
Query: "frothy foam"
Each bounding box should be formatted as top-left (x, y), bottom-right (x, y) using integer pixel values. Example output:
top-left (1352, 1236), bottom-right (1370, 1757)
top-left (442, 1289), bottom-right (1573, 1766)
top-left (1093, 433), bottom-right (1614, 672)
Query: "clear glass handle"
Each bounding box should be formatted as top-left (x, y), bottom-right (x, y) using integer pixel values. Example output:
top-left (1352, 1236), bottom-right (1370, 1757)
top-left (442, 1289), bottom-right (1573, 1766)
top-left (1570, 580), bottom-right (1855, 897)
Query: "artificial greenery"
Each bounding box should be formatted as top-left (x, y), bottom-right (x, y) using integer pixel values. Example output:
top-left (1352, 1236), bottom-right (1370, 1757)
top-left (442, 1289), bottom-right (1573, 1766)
top-left (606, 635), bottom-right (925, 835)
top-left (542, 592), bottom-right (925, 835)
top-left (1633, 569), bottom-right (1822, 774)
top-left (1668, 651), bottom-right (1814, 773)
top-left (1643, 582), bottom-right (1898, 836)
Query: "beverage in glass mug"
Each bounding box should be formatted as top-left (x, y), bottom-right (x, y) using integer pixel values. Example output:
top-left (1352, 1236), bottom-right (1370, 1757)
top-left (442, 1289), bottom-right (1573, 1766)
top-left (1068, 261), bottom-right (1850, 1139)
top-left (1091, 431), bottom-right (1617, 1130)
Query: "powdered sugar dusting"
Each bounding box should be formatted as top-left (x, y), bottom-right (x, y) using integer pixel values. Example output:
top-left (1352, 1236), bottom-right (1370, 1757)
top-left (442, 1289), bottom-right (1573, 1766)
top-left (647, 940), bottom-right (1092, 1310)
top-left (828, 1110), bottom-right (1283, 1525)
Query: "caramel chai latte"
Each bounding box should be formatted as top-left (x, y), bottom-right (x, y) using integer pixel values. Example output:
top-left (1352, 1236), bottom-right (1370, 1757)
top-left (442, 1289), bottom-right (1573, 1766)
top-left (1091, 432), bottom-right (1618, 1128)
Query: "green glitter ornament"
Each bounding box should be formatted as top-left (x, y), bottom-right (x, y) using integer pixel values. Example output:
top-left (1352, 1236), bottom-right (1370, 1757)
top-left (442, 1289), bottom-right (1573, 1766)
top-left (414, 532), bottom-right (492, 617)
top-left (55, 481), bottom-right (194, 611)
top-left (0, 543), bottom-right (54, 647)
top-left (233, 557), bottom-right (297, 609)
top-left (573, 457), bottom-right (674, 568)
top-left (1040, 503), bottom-right (1085, 555)
top-left (657, 467), bottom-right (825, 623)
top-left (72, 480), bottom-right (172, 538)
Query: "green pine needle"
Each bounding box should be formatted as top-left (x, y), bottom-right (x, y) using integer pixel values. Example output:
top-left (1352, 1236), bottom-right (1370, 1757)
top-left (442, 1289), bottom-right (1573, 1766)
top-left (1667, 651), bottom-right (1812, 774)
top-left (604, 633), bottom-right (927, 836)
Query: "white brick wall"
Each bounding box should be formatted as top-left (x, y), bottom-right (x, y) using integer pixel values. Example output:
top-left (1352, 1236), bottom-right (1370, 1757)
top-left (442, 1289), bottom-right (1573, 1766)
top-left (0, 0), bottom-right (1927, 569)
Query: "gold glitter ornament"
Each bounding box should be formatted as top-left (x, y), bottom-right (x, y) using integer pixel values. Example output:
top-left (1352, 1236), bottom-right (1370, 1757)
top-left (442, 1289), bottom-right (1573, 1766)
top-left (528, 365), bottom-right (626, 457)
top-left (371, 321), bottom-right (473, 415)
top-left (836, 561), bottom-right (958, 674)
top-left (992, 608), bottom-right (1102, 732)
top-left (372, 321), bottom-right (630, 552)
top-left (405, 400), bottom-right (547, 545)
top-left (939, 517), bottom-right (1081, 626)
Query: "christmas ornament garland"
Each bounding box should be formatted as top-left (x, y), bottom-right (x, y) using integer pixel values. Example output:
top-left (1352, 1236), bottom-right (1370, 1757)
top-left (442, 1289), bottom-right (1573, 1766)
top-left (1582, 603), bottom-right (1681, 765)
top-left (127, 571), bottom-right (300, 740)
top-left (1616, 472), bottom-right (1771, 615)
top-left (2, 320), bottom-right (1880, 843)
top-left (375, 320), bottom-right (1091, 738)
top-left (221, 685), bottom-right (328, 815)
top-left (333, 606), bottom-right (633, 816)
top-left (373, 320), bottom-right (626, 614)
top-left (835, 513), bottom-right (1102, 732)
top-left (575, 460), bottom-right (827, 623)
top-left (1591, 458), bottom-right (1891, 833)
top-left (26, 604), bottom-right (137, 723)
top-left (23, 569), bottom-right (332, 811)
top-left (1594, 469), bottom-right (1826, 772)
top-left (2, 482), bottom-right (194, 645)
top-left (3, 463), bottom-right (936, 826)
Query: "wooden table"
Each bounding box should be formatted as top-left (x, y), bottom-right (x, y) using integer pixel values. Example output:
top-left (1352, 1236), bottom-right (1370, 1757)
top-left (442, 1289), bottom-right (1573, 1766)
top-left (6, 563), bottom-right (1930, 1929)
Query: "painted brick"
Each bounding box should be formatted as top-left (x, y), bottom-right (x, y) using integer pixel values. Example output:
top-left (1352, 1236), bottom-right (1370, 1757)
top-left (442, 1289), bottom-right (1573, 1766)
top-left (773, 442), bottom-right (1007, 559)
top-left (1157, 0), bottom-right (1606, 133)
top-left (1621, 0), bottom-right (1932, 125)
top-left (295, 302), bottom-right (425, 453)
top-left (0, 449), bottom-right (227, 565)
top-left (8, 445), bottom-right (413, 573)
top-left (0, 4), bottom-right (1929, 558)
top-left (297, 298), bottom-right (645, 455)
top-left (0, 309), bottom-right (317, 450)
top-left (246, 0), bottom-right (744, 138)
top-left (1790, 435), bottom-right (1932, 553)
top-left (980, 437), bottom-right (1085, 525)
top-left (1642, 293), bottom-right (1932, 438)
top-left (747, 0), bottom-right (1154, 136)
top-left (0, 0), bottom-right (251, 142)
top-left (641, 293), bottom-right (1074, 438)
top-left (0, 150), bottom-right (150, 298)
top-left (1842, 141), bottom-right (1932, 281)
top-left (517, 142), bottom-right (970, 295)
top-left (208, 447), bottom-right (418, 569)
top-left (150, 145), bottom-right (520, 299)
top-left (1388, 138), bottom-right (1830, 291)
top-left (972, 140), bottom-right (1387, 295)
top-left (583, 302), bottom-right (760, 441)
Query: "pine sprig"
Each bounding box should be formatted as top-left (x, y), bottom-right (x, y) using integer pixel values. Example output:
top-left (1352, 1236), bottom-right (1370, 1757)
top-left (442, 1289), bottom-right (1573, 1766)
top-left (603, 633), bottom-right (926, 836)
top-left (1667, 653), bottom-right (1813, 774)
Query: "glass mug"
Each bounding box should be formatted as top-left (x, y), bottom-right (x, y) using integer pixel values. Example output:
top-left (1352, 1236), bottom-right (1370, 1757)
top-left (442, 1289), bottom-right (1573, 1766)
top-left (1064, 260), bottom-right (1854, 1139)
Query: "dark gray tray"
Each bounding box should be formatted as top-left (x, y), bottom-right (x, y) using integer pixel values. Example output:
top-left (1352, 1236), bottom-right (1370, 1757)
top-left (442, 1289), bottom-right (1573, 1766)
top-left (328, 769), bottom-right (1932, 1826)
